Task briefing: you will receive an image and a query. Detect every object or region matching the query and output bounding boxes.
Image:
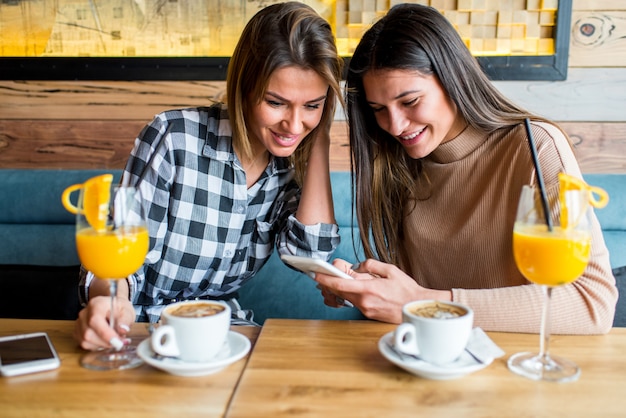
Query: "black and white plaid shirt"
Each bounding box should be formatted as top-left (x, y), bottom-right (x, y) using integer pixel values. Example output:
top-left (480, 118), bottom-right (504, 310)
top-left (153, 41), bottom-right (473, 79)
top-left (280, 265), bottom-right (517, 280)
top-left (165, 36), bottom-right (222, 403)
top-left (80, 104), bottom-right (339, 323)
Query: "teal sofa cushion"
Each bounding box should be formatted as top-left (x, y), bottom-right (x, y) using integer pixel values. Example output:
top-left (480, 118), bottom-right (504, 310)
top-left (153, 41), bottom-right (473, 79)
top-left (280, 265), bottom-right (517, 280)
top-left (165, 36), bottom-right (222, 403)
top-left (0, 170), bottom-right (622, 325)
top-left (584, 174), bottom-right (626, 269)
top-left (0, 169), bottom-right (365, 322)
top-left (0, 169), bottom-right (122, 266)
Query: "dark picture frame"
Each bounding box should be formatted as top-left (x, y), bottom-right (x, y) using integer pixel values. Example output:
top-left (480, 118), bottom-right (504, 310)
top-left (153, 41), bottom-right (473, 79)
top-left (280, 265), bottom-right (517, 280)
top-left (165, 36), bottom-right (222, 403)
top-left (478, 1), bottom-right (572, 81)
top-left (0, 1), bottom-right (571, 81)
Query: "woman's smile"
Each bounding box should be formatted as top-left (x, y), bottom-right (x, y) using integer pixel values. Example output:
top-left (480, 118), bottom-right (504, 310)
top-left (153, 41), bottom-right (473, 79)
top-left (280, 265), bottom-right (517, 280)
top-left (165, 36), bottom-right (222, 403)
top-left (271, 130), bottom-right (300, 147)
top-left (398, 126), bottom-right (426, 145)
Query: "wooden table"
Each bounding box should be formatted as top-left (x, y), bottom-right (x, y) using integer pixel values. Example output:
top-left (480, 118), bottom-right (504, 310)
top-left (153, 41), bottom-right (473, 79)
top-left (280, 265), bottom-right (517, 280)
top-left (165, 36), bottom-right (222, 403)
top-left (227, 319), bottom-right (626, 417)
top-left (3, 318), bottom-right (625, 417)
top-left (0, 319), bottom-right (259, 418)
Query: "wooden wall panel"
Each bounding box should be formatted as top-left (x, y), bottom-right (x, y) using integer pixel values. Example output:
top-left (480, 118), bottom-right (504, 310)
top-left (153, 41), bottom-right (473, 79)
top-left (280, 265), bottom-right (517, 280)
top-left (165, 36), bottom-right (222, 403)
top-left (573, 0), bottom-right (623, 11)
top-left (563, 122), bottom-right (626, 173)
top-left (2, 68), bottom-right (626, 123)
top-left (570, 1), bottom-right (626, 67)
top-left (570, 11), bottom-right (626, 67)
top-left (0, 119), bottom-right (351, 172)
top-left (1, 118), bottom-right (622, 174)
top-left (0, 2), bottom-right (625, 173)
top-left (0, 120), bottom-right (143, 169)
top-left (492, 68), bottom-right (626, 122)
top-left (0, 80), bottom-right (224, 121)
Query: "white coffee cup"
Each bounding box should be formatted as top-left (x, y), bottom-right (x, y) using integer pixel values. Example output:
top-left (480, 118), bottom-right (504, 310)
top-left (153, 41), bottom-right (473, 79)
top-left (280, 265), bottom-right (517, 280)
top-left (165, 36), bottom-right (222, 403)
top-left (151, 300), bottom-right (231, 363)
top-left (393, 300), bottom-right (473, 366)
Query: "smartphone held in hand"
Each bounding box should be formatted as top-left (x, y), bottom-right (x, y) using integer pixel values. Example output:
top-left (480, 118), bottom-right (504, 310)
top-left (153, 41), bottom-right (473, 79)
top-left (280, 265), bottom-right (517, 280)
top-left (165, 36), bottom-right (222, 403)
top-left (280, 254), bottom-right (354, 280)
top-left (0, 332), bottom-right (61, 377)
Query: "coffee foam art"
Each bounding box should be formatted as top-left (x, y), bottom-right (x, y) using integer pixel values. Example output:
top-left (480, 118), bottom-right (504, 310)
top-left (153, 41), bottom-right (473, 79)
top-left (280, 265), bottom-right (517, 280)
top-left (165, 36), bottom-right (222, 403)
top-left (411, 302), bottom-right (466, 319)
top-left (169, 302), bottom-right (225, 318)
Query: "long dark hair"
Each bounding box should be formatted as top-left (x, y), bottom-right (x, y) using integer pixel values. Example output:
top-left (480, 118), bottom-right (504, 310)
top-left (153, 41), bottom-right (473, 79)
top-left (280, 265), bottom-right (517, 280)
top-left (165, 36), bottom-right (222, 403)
top-left (346, 3), bottom-right (553, 263)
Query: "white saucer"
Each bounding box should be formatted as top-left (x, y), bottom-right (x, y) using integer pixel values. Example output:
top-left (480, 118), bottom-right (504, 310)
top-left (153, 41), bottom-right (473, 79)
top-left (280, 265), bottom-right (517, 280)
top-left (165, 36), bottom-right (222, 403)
top-left (378, 332), bottom-right (492, 380)
top-left (137, 331), bottom-right (251, 377)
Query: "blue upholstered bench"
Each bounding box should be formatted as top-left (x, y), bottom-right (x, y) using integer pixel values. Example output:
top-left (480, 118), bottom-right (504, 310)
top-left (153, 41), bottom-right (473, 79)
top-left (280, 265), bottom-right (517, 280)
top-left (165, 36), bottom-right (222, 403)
top-left (0, 169), bottom-right (365, 322)
top-left (0, 170), bottom-right (623, 326)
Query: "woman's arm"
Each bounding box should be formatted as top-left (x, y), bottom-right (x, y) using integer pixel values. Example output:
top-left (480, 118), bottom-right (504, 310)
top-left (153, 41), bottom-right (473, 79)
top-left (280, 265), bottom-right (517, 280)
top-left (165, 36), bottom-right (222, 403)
top-left (295, 127), bottom-right (336, 225)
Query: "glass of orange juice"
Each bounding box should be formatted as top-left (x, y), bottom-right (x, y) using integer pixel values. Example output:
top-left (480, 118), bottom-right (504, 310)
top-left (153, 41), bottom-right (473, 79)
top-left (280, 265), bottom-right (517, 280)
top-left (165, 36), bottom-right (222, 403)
top-left (63, 176), bottom-right (149, 371)
top-left (507, 178), bottom-right (605, 382)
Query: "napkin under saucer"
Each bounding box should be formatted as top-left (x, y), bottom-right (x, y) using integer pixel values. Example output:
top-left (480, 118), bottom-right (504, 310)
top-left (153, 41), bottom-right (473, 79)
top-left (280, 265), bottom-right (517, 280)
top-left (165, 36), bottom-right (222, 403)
top-left (378, 327), bottom-right (505, 380)
top-left (137, 331), bottom-right (251, 377)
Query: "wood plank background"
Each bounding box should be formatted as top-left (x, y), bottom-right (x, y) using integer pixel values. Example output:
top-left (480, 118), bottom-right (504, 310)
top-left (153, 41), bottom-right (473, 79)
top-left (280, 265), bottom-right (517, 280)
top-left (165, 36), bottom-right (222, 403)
top-left (0, 0), bottom-right (625, 174)
top-left (0, 118), bottom-right (623, 174)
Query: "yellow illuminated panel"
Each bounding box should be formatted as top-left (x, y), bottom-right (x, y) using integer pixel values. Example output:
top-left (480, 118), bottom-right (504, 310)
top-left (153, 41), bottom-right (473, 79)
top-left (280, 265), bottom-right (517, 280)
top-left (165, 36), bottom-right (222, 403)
top-left (0, 0), bottom-right (556, 58)
top-left (336, 0), bottom-right (556, 56)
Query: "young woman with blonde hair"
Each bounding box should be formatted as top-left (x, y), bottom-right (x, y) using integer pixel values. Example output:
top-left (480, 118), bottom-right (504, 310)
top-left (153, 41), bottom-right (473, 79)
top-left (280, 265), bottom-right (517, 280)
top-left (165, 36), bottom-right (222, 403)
top-left (75, 2), bottom-right (345, 350)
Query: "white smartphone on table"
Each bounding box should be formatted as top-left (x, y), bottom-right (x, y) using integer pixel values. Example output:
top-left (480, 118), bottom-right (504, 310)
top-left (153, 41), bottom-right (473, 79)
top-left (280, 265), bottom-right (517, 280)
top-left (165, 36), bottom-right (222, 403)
top-left (0, 332), bottom-right (61, 377)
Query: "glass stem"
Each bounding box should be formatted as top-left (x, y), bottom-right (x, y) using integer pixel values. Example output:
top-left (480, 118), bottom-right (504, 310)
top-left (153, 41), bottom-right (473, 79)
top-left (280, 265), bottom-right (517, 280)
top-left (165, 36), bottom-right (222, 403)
top-left (109, 280), bottom-right (118, 336)
top-left (539, 285), bottom-right (553, 363)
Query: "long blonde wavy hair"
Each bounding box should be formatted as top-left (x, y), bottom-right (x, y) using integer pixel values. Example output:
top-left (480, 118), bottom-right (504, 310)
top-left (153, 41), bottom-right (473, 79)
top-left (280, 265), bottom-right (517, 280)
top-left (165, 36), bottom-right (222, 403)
top-left (226, 2), bottom-right (344, 185)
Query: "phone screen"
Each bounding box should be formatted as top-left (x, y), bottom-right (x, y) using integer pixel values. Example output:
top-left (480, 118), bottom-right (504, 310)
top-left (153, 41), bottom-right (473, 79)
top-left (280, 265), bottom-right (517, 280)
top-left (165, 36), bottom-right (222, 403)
top-left (0, 334), bottom-right (56, 365)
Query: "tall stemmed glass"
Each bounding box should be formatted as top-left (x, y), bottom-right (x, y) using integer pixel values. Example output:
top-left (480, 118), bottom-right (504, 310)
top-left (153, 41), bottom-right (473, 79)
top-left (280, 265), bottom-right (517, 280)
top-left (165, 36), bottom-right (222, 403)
top-left (63, 176), bottom-right (149, 370)
top-left (507, 184), bottom-right (594, 382)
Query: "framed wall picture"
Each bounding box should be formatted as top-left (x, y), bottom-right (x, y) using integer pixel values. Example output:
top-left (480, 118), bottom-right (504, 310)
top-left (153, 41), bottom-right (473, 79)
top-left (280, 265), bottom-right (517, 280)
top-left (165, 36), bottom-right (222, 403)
top-left (0, 0), bottom-right (571, 81)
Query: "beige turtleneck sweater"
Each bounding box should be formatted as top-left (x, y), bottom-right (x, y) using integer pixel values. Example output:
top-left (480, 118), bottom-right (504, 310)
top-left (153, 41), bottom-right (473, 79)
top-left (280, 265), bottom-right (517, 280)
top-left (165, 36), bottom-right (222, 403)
top-left (399, 121), bottom-right (617, 334)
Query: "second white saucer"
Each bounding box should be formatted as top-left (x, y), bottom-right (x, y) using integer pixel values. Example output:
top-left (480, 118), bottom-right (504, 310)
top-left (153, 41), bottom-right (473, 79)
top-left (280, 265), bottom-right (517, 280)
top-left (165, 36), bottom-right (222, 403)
top-left (378, 331), bottom-right (492, 380)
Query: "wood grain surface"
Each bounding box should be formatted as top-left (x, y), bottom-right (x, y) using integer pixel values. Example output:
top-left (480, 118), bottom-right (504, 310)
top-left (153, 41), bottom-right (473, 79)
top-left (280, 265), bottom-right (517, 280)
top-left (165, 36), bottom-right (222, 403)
top-left (0, 119), bottom-right (351, 171)
top-left (570, 11), bottom-right (626, 67)
top-left (1, 1), bottom-right (625, 173)
top-left (0, 319), bottom-right (259, 418)
top-left (1, 315), bottom-right (625, 417)
top-left (227, 319), bottom-right (626, 418)
top-left (0, 118), bottom-right (622, 173)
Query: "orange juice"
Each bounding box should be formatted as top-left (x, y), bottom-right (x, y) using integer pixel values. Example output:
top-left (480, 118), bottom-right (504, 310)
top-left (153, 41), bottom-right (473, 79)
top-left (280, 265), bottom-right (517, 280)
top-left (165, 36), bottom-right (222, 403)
top-left (77, 226), bottom-right (149, 279)
top-left (513, 224), bottom-right (591, 287)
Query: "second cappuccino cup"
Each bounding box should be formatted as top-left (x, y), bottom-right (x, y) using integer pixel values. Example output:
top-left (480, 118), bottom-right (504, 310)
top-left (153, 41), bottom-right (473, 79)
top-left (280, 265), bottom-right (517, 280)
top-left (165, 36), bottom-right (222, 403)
top-left (393, 300), bottom-right (473, 366)
top-left (151, 300), bottom-right (230, 363)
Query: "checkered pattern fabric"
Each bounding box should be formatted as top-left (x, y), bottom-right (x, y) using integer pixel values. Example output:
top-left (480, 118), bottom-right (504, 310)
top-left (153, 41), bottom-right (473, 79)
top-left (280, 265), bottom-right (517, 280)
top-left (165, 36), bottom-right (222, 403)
top-left (80, 104), bottom-right (339, 323)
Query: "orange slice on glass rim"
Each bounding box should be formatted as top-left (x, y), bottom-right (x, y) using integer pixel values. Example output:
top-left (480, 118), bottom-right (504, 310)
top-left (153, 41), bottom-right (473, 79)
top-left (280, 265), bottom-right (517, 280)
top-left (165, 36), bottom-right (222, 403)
top-left (558, 172), bottom-right (609, 228)
top-left (61, 174), bottom-right (113, 232)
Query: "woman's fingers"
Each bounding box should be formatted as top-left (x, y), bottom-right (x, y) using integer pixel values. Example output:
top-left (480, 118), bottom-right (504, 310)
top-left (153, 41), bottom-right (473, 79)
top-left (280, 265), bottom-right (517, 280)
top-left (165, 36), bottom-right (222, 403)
top-left (74, 296), bottom-right (135, 351)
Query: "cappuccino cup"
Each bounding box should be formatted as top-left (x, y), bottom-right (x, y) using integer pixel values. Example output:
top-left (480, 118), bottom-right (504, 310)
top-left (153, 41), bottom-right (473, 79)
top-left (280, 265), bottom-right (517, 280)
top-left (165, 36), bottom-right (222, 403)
top-left (393, 300), bottom-right (473, 366)
top-left (151, 300), bottom-right (230, 363)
